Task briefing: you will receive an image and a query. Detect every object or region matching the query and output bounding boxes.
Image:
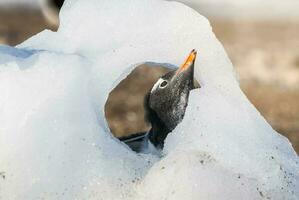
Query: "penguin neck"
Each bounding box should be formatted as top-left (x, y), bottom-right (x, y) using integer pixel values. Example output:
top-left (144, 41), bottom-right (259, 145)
top-left (148, 110), bottom-right (171, 149)
top-left (144, 93), bottom-right (171, 149)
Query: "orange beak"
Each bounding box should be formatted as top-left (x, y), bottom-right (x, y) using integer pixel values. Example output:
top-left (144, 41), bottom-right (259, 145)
top-left (176, 49), bottom-right (197, 75)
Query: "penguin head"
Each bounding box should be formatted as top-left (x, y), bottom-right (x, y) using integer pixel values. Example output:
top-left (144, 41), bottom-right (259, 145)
top-left (147, 49), bottom-right (197, 131)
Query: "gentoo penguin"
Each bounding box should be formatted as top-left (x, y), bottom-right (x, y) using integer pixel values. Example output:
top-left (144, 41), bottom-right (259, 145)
top-left (120, 49), bottom-right (198, 153)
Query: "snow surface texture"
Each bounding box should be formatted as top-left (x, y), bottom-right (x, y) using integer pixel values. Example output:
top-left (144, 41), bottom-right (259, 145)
top-left (0, 0), bottom-right (298, 199)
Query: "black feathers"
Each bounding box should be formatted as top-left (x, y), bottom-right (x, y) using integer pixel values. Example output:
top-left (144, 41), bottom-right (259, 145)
top-left (144, 92), bottom-right (171, 149)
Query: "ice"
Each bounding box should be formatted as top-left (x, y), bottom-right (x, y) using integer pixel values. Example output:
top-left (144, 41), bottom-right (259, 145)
top-left (0, 0), bottom-right (298, 199)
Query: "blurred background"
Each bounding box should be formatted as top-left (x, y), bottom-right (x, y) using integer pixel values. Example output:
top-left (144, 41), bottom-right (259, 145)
top-left (0, 0), bottom-right (298, 153)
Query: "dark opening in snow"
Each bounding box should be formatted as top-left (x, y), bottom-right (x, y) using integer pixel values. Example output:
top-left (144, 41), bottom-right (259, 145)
top-left (105, 64), bottom-right (171, 138)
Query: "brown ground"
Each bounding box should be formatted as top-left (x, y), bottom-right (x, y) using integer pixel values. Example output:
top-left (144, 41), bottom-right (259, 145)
top-left (0, 9), bottom-right (298, 153)
top-left (0, 9), bottom-right (55, 45)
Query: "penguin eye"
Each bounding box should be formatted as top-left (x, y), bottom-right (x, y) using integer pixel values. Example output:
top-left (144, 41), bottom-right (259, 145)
top-left (159, 80), bottom-right (168, 88)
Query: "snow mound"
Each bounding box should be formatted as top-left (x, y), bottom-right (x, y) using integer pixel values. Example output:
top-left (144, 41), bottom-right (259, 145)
top-left (0, 0), bottom-right (298, 199)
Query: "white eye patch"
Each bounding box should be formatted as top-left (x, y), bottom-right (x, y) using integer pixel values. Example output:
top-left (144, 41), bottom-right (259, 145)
top-left (151, 78), bottom-right (165, 93)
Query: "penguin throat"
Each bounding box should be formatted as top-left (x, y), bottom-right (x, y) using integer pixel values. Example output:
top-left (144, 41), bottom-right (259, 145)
top-left (159, 90), bottom-right (189, 131)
